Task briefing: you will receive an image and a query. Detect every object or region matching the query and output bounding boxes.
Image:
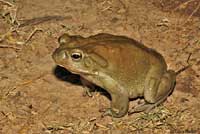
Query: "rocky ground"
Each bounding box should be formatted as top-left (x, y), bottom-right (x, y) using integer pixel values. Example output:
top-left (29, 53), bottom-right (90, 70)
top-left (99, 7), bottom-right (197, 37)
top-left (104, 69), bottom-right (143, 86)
top-left (0, 0), bottom-right (199, 134)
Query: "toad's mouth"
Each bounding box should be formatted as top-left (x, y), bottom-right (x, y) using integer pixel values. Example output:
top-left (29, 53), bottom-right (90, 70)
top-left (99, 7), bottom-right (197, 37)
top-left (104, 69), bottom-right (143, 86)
top-left (57, 64), bottom-right (98, 76)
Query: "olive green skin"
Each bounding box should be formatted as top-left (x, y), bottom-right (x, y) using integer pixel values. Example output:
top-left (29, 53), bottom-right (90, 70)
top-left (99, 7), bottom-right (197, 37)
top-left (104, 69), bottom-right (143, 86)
top-left (52, 33), bottom-right (176, 118)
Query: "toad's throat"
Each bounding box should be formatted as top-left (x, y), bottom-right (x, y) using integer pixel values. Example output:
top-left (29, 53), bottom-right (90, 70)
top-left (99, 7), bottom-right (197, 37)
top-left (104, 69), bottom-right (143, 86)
top-left (58, 64), bottom-right (98, 76)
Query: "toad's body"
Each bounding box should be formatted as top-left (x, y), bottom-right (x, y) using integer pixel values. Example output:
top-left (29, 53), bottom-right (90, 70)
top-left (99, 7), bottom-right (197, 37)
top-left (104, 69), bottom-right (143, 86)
top-left (52, 33), bottom-right (176, 118)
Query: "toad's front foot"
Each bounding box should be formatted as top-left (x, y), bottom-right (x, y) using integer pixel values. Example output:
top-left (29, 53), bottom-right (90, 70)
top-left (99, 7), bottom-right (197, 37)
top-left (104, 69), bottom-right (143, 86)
top-left (100, 107), bottom-right (127, 118)
top-left (100, 108), bottom-right (113, 117)
top-left (82, 87), bottom-right (95, 97)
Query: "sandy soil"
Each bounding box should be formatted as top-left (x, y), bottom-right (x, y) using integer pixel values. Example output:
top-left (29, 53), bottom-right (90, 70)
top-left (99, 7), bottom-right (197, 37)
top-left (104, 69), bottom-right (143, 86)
top-left (0, 0), bottom-right (200, 134)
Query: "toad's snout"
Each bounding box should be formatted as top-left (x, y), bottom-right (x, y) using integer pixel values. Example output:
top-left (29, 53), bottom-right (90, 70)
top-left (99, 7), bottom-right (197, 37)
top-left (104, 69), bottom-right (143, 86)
top-left (52, 48), bottom-right (67, 64)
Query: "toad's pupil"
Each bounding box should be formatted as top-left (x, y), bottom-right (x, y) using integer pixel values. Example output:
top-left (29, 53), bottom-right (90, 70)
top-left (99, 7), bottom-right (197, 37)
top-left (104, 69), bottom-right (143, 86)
top-left (71, 53), bottom-right (81, 60)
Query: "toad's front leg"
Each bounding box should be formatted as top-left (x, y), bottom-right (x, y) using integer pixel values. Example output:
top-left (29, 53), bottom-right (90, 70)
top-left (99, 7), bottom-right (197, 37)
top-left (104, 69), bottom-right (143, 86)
top-left (102, 91), bottom-right (129, 118)
top-left (98, 75), bottom-right (129, 118)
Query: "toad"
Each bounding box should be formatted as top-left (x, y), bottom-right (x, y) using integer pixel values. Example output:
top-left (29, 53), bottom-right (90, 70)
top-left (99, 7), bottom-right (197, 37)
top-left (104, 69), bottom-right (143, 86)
top-left (52, 33), bottom-right (185, 118)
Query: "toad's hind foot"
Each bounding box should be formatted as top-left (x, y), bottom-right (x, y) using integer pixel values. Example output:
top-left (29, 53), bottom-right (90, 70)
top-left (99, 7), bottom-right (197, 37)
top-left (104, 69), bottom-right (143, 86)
top-left (128, 102), bottom-right (158, 115)
top-left (128, 85), bottom-right (173, 115)
top-left (128, 70), bottom-right (177, 115)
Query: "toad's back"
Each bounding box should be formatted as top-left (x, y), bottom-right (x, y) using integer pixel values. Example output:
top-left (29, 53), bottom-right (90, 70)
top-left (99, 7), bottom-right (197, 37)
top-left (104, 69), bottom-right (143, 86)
top-left (82, 35), bottom-right (167, 97)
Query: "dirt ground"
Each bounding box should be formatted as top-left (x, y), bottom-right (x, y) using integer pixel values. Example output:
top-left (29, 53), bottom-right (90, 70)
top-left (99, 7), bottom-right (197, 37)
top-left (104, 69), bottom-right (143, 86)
top-left (0, 0), bottom-right (200, 134)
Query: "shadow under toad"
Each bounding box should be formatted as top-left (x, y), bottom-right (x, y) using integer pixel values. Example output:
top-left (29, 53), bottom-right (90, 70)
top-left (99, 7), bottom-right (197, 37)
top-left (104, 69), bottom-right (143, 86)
top-left (53, 65), bottom-right (111, 99)
top-left (53, 65), bottom-right (81, 85)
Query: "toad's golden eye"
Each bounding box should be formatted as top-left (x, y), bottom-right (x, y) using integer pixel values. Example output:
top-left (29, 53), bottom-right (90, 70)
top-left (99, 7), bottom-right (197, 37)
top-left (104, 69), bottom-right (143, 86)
top-left (71, 52), bottom-right (82, 61)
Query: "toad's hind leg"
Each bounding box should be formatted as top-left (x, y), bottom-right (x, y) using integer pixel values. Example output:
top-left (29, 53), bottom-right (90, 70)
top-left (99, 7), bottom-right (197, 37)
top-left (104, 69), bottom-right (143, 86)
top-left (129, 70), bottom-right (176, 114)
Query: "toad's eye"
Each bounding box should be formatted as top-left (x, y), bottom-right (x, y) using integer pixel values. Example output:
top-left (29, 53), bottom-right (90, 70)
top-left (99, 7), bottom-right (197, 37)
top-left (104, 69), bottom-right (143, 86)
top-left (71, 52), bottom-right (82, 61)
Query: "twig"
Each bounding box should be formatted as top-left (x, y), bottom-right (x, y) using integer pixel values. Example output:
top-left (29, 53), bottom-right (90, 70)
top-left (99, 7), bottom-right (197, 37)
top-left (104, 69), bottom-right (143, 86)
top-left (173, 0), bottom-right (197, 11)
top-left (0, 0), bottom-right (19, 26)
top-left (24, 28), bottom-right (43, 45)
top-left (16, 74), bottom-right (46, 86)
top-left (187, 53), bottom-right (192, 64)
top-left (19, 15), bottom-right (70, 28)
top-left (0, 0), bottom-right (14, 6)
top-left (0, 44), bottom-right (21, 50)
top-left (183, 2), bottom-right (200, 25)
